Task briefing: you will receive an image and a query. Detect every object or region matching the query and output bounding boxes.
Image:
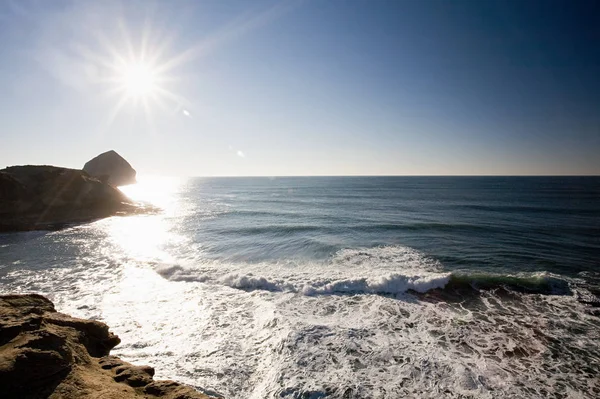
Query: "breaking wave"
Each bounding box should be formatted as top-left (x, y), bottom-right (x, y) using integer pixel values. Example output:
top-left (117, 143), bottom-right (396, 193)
top-left (159, 267), bottom-right (578, 297)
top-left (156, 245), bottom-right (583, 299)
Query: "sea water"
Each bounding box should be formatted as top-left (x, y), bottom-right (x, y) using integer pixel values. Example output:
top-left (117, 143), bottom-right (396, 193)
top-left (1, 176), bottom-right (599, 398)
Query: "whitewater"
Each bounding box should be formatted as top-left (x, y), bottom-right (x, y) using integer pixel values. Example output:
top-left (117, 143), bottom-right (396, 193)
top-left (1, 176), bottom-right (599, 398)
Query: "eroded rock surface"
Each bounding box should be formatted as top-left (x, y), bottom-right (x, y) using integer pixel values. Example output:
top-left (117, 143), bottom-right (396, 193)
top-left (0, 294), bottom-right (212, 399)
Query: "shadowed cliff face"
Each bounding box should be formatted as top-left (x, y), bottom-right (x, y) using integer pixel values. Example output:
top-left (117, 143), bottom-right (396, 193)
top-left (83, 150), bottom-right (137, 186)
top-left (0, 165), bottom-right (139, 231)
top-left (0, 294), bottom-right (213, 399)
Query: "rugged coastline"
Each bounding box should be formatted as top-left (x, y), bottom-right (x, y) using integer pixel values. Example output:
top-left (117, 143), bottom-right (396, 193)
top-left (0, 294), bottom-right (212, 399)
top-left (0, 153), bottom-right (148, 232)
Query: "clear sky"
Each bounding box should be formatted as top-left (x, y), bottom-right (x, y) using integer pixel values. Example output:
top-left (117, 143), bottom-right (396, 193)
top-left (1, 0), bottom-right (598, 176)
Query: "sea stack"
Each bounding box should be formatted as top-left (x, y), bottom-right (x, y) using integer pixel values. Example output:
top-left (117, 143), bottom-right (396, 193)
top-left (83, 150), bottom-right (137, 186)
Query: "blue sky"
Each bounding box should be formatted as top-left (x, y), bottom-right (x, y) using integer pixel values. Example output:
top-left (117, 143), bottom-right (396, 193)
top-left (1, 0), bottom-right (598, 176)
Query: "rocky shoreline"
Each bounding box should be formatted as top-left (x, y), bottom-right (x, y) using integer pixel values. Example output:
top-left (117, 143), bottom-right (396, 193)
top-left (0, 165), bottom-right (149, 232)
top-left (0, 294), bottom-right (212, 399)
top-left (0, 150), bottom-right (149, 232)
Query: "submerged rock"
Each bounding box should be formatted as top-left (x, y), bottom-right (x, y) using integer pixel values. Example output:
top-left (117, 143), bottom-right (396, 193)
top-left (83, 150), bottom-right (137, 186)
top-left (0, 294), bottom-right (213, 399)
top-left (0, 165), bottom-right (140, 231)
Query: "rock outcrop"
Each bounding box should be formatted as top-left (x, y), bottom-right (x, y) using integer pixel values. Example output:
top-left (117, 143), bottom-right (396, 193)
top-left (83, 150), bottom-right (137, 186)
top-left (0, 294), bottom-right (212, 399)
top-left (0, 165), bottom-right (140, 231)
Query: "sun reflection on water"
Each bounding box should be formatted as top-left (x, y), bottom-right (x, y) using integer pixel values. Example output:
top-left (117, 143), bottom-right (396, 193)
top-left (87, 175), bottom-right (206, 361)
top-left (119, 175), bottom-right (184, 210)
top-left (104, 175), bottom-right (186, 264)
top-left (107, 216), bottom-right (179, 263)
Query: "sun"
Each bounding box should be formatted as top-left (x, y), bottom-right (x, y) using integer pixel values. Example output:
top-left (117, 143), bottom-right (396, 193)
top-left (120, 63), bottom-right (158, 98)
top-left (91, 21), bottom-right (194, 122)
top-left (105, 53), bottom-right (182, 122)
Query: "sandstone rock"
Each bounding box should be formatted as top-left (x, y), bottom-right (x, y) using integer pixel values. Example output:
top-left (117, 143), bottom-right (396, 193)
top-left (83, 150), bottom-right (137, 186)
top-left (0, 165), bottom-right (141, 231)
top-left (0, 294), bottom-right (214, 399)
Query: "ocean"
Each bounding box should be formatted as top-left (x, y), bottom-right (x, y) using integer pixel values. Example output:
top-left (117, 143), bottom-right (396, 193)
top-left (1, 176), bottom-right (599, 398)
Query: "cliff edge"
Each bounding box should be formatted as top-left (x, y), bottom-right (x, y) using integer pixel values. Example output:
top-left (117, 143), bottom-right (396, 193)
top-left (0, 294), bottom-right (212, 399)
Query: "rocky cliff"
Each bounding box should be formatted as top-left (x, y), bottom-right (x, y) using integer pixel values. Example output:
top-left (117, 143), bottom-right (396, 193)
top-left (0, 165), bottom-right (140, 231)
top-left (0, 294), bottom-right (212, 399)
top-left (83, 150), bottom-right (137, 186)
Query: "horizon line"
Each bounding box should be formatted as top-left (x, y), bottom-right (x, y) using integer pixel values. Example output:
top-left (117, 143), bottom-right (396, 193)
top-left (143, 174), bottom-right (600, 178)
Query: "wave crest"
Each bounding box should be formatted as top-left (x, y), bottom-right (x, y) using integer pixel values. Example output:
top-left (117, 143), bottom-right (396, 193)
top-left (221, 273), bottom-right (294, 292)
top-left (302, 273), bottom-right (451, 296)
top-left (158, 266), bottom-right (579, 299)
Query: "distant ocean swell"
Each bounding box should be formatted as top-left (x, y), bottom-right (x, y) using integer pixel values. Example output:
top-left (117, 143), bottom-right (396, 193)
top-left (461, 203), bottom-right (600, 215)
top-left (204, 222), bottom-right (600, 237)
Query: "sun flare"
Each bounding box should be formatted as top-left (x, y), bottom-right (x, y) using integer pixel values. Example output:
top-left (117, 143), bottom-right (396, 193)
top-left (100, 27), bottom-right (188, 122)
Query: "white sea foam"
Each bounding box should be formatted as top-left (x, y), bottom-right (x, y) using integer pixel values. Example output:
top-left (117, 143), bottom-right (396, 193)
top-left (153, 245), bottom-right (452, 296)
top-left (159, 265), bottom-right (452, 296)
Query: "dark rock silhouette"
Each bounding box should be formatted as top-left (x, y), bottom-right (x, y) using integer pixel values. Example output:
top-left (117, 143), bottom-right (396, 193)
top-left (0, 165), bottom-right (140, 231)
top-left (83, 150), bottom-right (137, 186)
top-left (0, 294), bottom-right (213, 399)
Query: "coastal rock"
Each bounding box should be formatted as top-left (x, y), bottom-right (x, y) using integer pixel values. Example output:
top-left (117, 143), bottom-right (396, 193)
top-left (0, 294), bottom-right (213, 399)
top-left (0, 165), bottom-right (140, 231)
top-left (83, 150), bottom-right (137, 186)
